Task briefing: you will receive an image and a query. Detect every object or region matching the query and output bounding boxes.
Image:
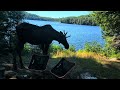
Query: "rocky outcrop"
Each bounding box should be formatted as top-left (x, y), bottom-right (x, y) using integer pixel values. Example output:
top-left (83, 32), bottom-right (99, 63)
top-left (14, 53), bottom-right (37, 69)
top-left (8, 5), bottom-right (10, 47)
top-left (80, 72), bottom-right (97, 79)
top-left (4, 70), bottom-right (16, 79)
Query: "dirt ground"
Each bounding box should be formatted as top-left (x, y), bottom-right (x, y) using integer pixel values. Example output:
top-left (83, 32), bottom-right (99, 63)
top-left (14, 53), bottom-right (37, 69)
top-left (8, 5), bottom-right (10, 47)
top-left (1, 54), bottom-right (120, 79)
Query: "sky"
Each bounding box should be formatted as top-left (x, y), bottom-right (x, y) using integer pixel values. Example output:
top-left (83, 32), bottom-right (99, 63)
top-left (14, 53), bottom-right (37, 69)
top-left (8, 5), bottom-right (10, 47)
top-left (26, 11), bottom-right (91, 18)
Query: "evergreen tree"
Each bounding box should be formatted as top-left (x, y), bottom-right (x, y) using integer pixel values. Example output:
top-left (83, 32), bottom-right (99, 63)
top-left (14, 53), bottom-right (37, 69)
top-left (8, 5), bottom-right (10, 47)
top-left (92, 11), bottom-right (120, 51)
top-left (0, 11), bottom-right (25, 56)
top-left (59, 15), bottom-right (97, 26)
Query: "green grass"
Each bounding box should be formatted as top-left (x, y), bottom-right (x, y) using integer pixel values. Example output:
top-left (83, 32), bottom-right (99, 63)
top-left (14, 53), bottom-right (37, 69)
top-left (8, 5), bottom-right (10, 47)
top-left (1, 43), bottom-right (120, 79)
top-left (19, 49), bottom-right (120, 79)
top-left (23, 42), bottom-right (120, 59)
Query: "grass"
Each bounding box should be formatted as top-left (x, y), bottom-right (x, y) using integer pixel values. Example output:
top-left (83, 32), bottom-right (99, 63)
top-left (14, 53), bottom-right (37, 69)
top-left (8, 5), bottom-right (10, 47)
top-left (1, 43), bottom-right (120, 79)
top-left (18, 43), bottom-right (120, 79)
top-left (49, 50), bottom-right (120, 79)
top-left (18, 49), bottom-right (120, 79)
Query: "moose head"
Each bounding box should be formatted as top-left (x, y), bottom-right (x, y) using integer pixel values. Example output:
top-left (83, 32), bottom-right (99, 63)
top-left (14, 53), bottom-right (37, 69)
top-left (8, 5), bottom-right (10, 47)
top-left (59, 30), bottom-right (71, 49)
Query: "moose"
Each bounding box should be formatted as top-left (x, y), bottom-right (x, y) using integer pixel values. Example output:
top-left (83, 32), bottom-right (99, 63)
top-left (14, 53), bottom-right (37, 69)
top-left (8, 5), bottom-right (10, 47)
top-left (12, 22), bottom-right (70, 70)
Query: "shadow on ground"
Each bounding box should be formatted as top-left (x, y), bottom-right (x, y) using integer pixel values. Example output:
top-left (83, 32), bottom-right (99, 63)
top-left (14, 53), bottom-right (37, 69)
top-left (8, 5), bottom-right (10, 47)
top-left (1, 54), bottom-right (120, 79)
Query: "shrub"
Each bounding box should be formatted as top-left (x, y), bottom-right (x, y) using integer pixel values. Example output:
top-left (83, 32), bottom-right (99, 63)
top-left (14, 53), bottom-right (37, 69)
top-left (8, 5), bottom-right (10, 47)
top-left (23, 43), bottom-right (32, 54)
top-left (68, 45), bottom-right (76, 52)
top-left (49, 44), bottom-right (63, 54)
top-left (102, 43), bottom-right (117, 57)
top-left (83, 41), bottom-right (118, 58)
top-left (84, 41), bottom-right (103, 53)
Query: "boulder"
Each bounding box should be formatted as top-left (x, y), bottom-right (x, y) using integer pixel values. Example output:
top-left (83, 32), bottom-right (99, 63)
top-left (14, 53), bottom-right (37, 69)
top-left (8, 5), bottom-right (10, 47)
top-left (16, 75), bottom-right (31, 79)
top-left (80, 72), bottom-right (97, 79)
top-left (2, 64), bottom-right (13, 71)
top-left (0, 66), bottom-right (5, 79)
top-left (4, 70), bottom-right (16, 79)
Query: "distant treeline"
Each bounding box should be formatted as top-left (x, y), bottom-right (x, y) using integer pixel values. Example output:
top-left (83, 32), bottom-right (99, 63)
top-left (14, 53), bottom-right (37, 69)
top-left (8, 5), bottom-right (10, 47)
top-left (24, 12), bottom-right (58, 21)
top-left (59, 15), bottom-right (97, 26)
top-left (24, 12), bottom-right (97, 26)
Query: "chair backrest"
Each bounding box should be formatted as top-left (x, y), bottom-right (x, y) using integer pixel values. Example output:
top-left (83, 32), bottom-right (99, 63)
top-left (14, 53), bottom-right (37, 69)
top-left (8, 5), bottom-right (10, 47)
top-left (28, 54), bottom-right (49, 70)
top-left (51, 58), bottom-right (75, 78)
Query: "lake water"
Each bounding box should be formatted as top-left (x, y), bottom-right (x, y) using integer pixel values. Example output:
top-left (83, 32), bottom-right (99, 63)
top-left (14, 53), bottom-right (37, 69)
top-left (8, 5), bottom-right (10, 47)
top-left (25, 20), bottom-right (105, 50)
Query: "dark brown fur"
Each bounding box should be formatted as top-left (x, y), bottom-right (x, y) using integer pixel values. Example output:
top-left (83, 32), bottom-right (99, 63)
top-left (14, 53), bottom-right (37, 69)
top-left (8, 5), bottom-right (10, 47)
top-left (13, 22), bottom-right (69, 70)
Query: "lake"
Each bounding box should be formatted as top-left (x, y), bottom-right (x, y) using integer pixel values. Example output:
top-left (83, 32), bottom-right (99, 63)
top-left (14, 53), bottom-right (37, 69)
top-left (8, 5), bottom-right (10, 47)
top-left (25, 19), bottom-right (105, 50)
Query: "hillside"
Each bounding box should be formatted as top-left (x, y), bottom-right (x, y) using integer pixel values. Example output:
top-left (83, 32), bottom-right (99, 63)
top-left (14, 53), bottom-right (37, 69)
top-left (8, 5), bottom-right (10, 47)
top-left (24, 12), bottom-right (97, 26)
top-left (59, 15), bottom-right (97, 26)
top-left (24, 12), bottom-right (58, 21)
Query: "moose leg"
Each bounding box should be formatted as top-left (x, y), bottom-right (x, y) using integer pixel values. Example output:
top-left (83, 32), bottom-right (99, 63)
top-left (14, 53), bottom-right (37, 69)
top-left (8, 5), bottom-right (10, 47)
top-left (18, 50), bottom-right (25, 69)
top-left (41, 44), bottom-right (45, 55)
top-left (12, 51), bottom-right (17, 70)
top-left (17, 42), bottom-right (25, 69)
top-left (43, 44), bottom-right (50, 55)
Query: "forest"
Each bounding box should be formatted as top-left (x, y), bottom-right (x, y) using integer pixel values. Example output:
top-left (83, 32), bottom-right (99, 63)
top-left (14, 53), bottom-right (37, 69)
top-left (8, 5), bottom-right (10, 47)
top-left (0, 11), bottom-right (120, 79)
top-left (24, 12), bottom-right (97, 26)
top-left (24, 12), bottom-right (57, 21)
top-left (59, 15), bottom-right (97, 26)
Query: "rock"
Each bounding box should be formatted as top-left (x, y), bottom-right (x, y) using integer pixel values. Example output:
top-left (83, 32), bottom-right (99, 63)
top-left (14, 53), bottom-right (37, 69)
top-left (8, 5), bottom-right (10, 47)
top-left (9, 76), bottom-right (17, 79)
top-left (16, 69), bottom-right (32, 79)
top-left (80, 72), bottom-right (97, 79)
top-left (9, 78), bottom-right (17, 79)
top-left (4, 70), bottom-right (16, 79)
top-left (2, 64), bottom-right (13, 70)
top-left (0, 66), bottom-right (5, 79)
top-left (16, 75), bottom-right (31, 79)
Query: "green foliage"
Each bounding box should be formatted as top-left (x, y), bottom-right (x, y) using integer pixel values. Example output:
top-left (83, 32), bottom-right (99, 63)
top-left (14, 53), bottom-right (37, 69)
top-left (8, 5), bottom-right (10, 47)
top-left (49, 44), bottom-right (76, 54)
top-left (23, 43), bottom-right (76, 56)
top-left (68, 45), bottom-right (76, 52)
top-left (59, 15), bottom-right (97, 26)
top-left (23, 43), bottom-right (32, 54)
top-left (0, 11), bottom-right (25, 55)
top-left (24, 12), bottom-right (58, 21)
top-left (102, 45), bottom-right (116, 57)
top-left (49, 42), bottom-right (119, 58)
top-left (114, 53), bottom-right (120, 59)
top-left (84, 41), bottom-right (103, 53)
top-left (92, 11), bottom-right (120, 57)
top-left (83, 41), bottom-right (120, 58)
top-left (92, 11), bottom-right (120, 37)
top-left (0, 11), bottom-right (25, 31)
top-left (49, 44), bottom-right (63, 54)
top-left (0, 11), bottom-right (25, 33)
top-left (24, 12), bottom-right (97, 26)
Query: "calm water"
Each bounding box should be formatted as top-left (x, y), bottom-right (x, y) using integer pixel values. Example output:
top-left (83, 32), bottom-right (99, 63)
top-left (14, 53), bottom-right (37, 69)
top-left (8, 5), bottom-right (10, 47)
top-left (25, 20), bottom-right (105, 50)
